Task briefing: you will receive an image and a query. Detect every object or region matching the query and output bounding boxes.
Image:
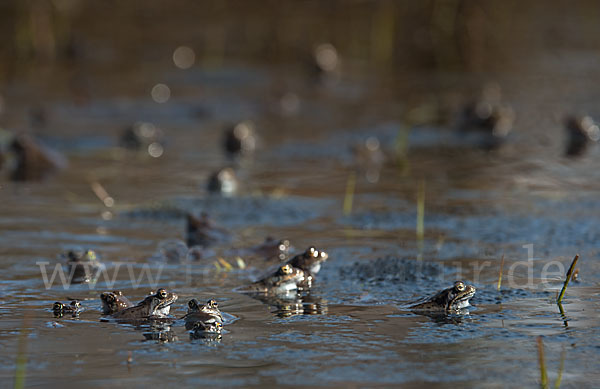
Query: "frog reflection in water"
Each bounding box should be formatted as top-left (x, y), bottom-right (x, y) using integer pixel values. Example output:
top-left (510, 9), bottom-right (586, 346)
top-left (100, 290), bottom-right (134, 315)
top-left (53, 300), bottom-right (82, 317)
top-left (111, 288), bottom-right (178, 320)
top-left (255, 293), bottom-right (328, 318)
top-left (410, 281), bottom-right (476, 312)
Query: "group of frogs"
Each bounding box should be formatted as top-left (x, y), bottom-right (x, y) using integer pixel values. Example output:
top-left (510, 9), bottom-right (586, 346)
top-left (53, 241), bottom-right (477, 339)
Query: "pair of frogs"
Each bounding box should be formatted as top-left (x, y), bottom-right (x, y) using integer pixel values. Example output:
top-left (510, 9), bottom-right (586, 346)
top-left (241, 246), bottom-right (329, 294)
top-left (100, 289), bottom-right (223, 335)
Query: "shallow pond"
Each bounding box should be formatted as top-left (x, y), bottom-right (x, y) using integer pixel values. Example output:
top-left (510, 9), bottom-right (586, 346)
top-left (1, 58), bottom-right (600, 388)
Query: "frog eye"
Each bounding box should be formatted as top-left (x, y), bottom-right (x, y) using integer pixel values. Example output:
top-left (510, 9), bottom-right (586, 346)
top-left (53, 302), bottom-right (63, 310)
top-left (208, 299), bottom-right (218, 308)
top-left (86, 250), bottom-right (97, 261)
top-left (114, 290), bottom-right (123, 296)
top-left (102, 293), bottom-right (113, 302)
top-left (308, 247), bottom-right (317, 257)
top-left (70, 301), bottom-right (80, 307)
top-left (281, 264), bottom-right (292, 274)
top-left (454, 281), bottom-right (466, 291)
top-left (157, 289), bottom-right (168, 298)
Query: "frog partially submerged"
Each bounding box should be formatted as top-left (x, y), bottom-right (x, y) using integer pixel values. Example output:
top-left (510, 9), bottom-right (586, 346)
top-left (207, 167), bottom-right (238, 196)
top-left (288, 247), bottom-right (328, 276)
top-left (111, 288), bottom-right (178, 320)
top-left (242, 264), bottom-right (305, 295)
top-left (53, 300), bottom-right (82, 317)
top-left (409, 281), bottom-right (476, 312)
top-left (190, 320), bottom-right (223, 341)
top-left (285, 246), bottom-right (328, 288)
top-left (100, 290), bottom-right (134, 315)
top-left (232, 237), bottom-right (291, 263)
top-left (183, 299), bottom-right (223, 330)
top-left (63, 249), bottom-right (102, 284)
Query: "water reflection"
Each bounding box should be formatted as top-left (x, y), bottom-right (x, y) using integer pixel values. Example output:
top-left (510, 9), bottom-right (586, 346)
top-left (251, 291), bottom-right (328, 318)
top-left (141, 322), bottom-right (178, 343)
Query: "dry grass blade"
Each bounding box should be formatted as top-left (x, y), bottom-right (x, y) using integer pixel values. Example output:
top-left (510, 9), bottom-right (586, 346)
top-left (537, 336), bottom-right (548, 389)
top-left (556, 254), bottom-right (579, 304)
top-left (497, 254), bottom-right (505, 291)
top-left (343, 171), bottom-right (356, 216)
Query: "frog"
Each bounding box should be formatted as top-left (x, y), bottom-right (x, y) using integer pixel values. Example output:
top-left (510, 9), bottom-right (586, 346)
top-left (285, 246), bottom-right (328, 288)
top-left (457, 84), bottom-right (514, 150)
top-left (186, 212), bottom-right (231, 248)
top-left (409, 281), bottom-right (476, 312)
top-left (288, 246), bottom-right (328, 276)
top-left (100, 290), bottom-right (134, 315)
top-left (564, 115), bottom-right (599, 157)
top-left (63, 249), bottom-right (102, 284)
top-left (120, 121), bottom-right (165, 157)
top-left (111, 288), bottom-right (178, 320)
top-left (9, 133), bottom-right (67, 181)
top-left (53, 300), bottom-right (82, 317)
top-left (207, 167), bottom-right (238, 196)
top-left (223, 120), bottom-right (256, 157)
top-left (231, 237), bottom-right (291, 263)
top-left (183, 299), bottom-right (223, 330)
top-left (241, 264), bottom-right (305, 295)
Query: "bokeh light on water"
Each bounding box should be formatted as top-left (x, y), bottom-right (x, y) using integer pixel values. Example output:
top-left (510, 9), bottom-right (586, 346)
top-left (151, 83), bottom-right (171, 103)
top-left (172, 46), bottom-right (196, 69)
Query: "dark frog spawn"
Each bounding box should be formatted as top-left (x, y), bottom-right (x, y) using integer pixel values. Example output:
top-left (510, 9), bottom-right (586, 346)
top-left (111, 288), bottom-right (178, 321)
top-left (63, 249), bottom-right (103, 284)
top-left (409, 281), bottom-right (476, 313)
top-left (100, 290), bottom-right (134, 315)
top-left (53, 300), bottom-right (82, 318)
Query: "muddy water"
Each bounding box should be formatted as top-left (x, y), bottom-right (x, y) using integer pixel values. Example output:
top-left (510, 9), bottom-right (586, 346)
top-left (1, 58), bottom-right (600, 388)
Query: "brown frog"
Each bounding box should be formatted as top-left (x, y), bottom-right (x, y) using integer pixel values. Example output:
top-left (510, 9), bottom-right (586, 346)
top-left (111, 288), bottom-right (178, 320)
top-left (9, 133), bottom-right (67, 181)
top-left (233, 237), bottom-right (291, 263)
top-left (64, 249), bottom-right (102, 284)
top-left (242, 264), bottom-right (305, 295)
top-left (100, 290), bottom-right (134, 315)
top-left (207, 167), bottom-right (238, 196)
top-left (186, 213), bottom-right (231, 248)
top-left (183, 299), bottom-right (224, 330)
top-left (409, 281), bottom-right (476, 312)
top-left (285, 246), bottom-right (328, 288)
top-left (223, 120), bottom-right (256, 157)
top-left (53, 300), bottom-right (82, 318)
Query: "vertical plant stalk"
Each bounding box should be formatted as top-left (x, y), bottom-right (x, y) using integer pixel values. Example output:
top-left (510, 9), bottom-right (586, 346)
top-left (554, 348), bottom-right (566, 389)
top-left (537, 336), bottom-right (548, 389)
top-left (497, 254), bottom-right (505, 291)
top-left (14, 311), bottom-right (33, 389)
top-left (556, 254), bottom-right (579, 304)
top-left (343, 171), bottom-right (356, 216)
top-left (416, 179), bottom-right (425, 260)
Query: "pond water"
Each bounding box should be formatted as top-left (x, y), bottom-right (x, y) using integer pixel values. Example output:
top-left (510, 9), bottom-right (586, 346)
top-left (1, 14), bottom-right (600, 387)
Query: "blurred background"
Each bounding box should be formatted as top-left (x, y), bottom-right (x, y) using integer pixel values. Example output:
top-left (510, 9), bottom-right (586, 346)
top-left (1, 0), bottom-right (600, 143)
